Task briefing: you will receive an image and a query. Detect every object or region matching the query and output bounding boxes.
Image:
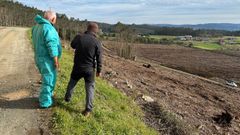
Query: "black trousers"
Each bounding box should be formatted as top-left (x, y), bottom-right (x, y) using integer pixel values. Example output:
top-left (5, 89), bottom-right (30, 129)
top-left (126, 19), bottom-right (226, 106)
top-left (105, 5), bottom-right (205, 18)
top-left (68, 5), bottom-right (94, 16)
top-left (65, 68), bottom-right (95, 111)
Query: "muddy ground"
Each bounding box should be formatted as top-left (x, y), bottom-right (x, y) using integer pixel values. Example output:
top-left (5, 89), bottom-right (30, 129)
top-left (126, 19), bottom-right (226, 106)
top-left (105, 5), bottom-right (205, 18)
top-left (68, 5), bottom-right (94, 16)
top-left (0, 27), bottom-right (50, 135)
top-left (102, 42), bottom-right (240, 135)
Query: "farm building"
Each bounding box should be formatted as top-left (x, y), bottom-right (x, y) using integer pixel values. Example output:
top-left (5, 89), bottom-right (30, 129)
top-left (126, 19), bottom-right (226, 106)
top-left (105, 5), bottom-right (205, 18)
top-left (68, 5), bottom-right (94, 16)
top-left (176, 35), bottom-right (192, 41)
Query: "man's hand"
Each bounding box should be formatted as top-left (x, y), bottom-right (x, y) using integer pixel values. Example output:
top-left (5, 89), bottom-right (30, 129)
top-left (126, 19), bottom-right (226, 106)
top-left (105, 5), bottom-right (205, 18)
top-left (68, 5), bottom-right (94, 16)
top-left (96, 72), bottom-right (101, 77)
top-left (54, 61), bottom-right (60, 70)
top-left (54, 57), bottom-right (60, 71)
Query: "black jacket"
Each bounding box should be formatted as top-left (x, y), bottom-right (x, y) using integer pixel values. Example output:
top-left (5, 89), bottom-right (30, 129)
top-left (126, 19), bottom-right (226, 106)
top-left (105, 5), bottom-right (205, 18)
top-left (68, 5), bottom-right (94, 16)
top-left (71, 31), bottom-right (102, 73)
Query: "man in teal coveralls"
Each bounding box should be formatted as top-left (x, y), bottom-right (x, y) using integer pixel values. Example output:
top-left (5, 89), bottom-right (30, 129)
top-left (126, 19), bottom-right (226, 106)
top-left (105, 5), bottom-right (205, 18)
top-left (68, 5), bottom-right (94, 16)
top-left (32, 11), bottom-right (62, 108)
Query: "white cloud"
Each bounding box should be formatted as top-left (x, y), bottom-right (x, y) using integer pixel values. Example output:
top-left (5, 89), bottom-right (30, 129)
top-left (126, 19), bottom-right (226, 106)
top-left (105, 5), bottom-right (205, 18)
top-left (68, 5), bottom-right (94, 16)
top-left (17, 0), bottom-right (240, 24)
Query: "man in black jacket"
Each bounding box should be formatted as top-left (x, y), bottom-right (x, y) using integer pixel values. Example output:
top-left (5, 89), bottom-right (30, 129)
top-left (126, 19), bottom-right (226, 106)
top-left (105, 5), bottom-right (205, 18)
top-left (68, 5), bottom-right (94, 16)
top-left (64, 22), bottom-right (102, 117)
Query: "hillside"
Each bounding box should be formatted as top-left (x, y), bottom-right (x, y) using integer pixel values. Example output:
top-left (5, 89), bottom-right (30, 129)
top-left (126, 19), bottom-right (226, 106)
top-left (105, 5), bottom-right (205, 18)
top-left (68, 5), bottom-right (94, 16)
top-left (103, 41), bottom-right (240, 135)
top-left (153, 23), bottom-right (240, 31)
top-left (53, 49), bottom-right (157, 135)
top-left (130, 24), bottom-right (240, 36)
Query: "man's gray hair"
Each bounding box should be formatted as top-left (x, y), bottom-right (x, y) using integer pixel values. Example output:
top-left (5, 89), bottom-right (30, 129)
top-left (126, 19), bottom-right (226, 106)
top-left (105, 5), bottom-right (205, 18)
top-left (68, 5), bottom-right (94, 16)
top-left (44, 10), bottom-right (57, 20)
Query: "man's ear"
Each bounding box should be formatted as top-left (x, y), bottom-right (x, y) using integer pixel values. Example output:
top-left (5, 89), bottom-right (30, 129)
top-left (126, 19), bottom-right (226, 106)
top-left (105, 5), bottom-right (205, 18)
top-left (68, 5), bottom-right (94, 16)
top-left (51, 17), bottom-right (56, 24)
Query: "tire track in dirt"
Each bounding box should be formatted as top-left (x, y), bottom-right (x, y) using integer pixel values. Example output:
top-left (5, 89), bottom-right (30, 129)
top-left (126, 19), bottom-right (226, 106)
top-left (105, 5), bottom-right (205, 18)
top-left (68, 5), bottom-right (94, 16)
top-left (0, 27), bottom-right (50, 135)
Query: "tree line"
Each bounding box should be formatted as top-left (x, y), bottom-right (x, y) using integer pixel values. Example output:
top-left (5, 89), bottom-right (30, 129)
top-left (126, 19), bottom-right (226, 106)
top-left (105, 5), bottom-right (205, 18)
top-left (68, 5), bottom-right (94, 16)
top-left (1, 0), bottom-right (239, 41)
top-left (153, 27), bottom-right (239, 37)
top-left (0, 0), bottom-right (89, 41)
top-left (131, 25), bottom-right (240, 37)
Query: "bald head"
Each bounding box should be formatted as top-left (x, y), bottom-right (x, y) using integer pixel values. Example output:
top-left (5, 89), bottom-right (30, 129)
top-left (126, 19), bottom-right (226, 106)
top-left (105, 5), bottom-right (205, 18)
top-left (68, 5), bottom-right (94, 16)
top-left (87, 22), bottom-right (99, 34)
top-left (44, 10), bottom-right (57, 24)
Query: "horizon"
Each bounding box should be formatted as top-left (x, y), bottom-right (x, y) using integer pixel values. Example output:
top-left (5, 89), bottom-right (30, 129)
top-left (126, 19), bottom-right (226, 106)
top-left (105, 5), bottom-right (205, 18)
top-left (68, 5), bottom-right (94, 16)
top-left (16, 0), bottom-right (240, 25)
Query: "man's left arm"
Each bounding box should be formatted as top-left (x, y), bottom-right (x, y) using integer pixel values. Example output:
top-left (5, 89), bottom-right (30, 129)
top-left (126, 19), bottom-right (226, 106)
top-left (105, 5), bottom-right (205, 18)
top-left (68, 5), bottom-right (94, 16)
top-left (43, 25), bottom-right (60, 69)
top-left (96, 41), bottom-right (103, 77)
top-left (71, 34), bottom-right (81, 49)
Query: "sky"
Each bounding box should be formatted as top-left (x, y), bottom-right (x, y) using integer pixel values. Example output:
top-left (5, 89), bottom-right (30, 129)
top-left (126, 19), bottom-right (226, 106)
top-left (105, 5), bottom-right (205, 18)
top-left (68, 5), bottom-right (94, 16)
top-left (16, 0), bottom-right (240, 24)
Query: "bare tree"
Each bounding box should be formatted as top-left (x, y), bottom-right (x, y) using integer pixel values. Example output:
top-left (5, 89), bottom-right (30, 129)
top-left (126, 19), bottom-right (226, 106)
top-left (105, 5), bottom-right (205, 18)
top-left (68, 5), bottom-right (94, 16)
top-left (114, 22), bottom-right (137, 59)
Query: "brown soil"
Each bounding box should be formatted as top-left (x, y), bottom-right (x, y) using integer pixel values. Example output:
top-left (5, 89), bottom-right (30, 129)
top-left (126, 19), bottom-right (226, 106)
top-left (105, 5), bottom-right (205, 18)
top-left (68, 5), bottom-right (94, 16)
top-left (102, 42), bottom-right (240, 135)
top-left (1, 89), bottom-right (30, 101)
top-left (104, 41), bottom-right (240, 83)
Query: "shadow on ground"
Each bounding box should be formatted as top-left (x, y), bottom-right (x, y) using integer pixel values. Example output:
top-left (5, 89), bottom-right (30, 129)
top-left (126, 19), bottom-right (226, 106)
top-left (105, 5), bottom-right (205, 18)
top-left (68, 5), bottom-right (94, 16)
top-left (0, 97), bottom-right (39, 109)
top-left (54, 98), bottom-right (81, 114)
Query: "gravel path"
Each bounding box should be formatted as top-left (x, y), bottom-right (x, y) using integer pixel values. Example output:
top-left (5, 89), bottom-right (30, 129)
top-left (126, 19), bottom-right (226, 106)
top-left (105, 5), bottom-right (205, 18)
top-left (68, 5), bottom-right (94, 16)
top-left (0, 27), bottom-right (50, 135)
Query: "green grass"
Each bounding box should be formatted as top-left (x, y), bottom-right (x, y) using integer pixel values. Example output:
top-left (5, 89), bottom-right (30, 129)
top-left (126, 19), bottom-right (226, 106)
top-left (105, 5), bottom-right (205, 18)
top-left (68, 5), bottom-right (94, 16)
top-left (27, 28), bottom-right (33, 45)
top-left (52, 49), bottom-right (158, 135)
top-left (193, 42), bottom-right (222, 50)
top-left (149, 35), bottom-right (176, 40)
top-left (235, 37), bottom-right (240, 43)
top-left (223, 36), bottom-right (240, 44)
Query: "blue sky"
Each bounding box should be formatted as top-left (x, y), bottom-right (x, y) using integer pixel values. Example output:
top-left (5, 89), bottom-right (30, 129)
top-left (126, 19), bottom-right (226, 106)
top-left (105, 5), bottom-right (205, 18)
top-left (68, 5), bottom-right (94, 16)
top-left (16, 0), bottom-right (240, 24)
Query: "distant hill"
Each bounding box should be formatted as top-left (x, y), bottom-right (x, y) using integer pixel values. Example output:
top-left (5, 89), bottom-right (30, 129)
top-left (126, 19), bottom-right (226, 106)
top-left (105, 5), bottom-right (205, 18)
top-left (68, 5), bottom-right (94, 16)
top-left (1, 0), bottom-right (240, 38)
top-left (152, 23), bottom-right (240, 31)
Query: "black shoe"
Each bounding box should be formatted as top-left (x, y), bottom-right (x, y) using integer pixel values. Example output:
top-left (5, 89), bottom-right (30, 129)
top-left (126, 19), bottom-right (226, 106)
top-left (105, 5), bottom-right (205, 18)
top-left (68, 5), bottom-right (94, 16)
top-left (82, 110), bottom-right (91, 117)
top-left (64, 96), bottom-right (71, 102)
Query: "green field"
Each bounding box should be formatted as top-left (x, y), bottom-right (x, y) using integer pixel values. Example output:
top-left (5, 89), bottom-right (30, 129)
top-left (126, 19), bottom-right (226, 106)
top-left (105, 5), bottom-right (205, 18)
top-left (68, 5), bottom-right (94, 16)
top-left (149, 35), bottom-right (240, 51)
top-left (52, 49), bottom-right (158, 135)
top-left (149, 35), bottom-right (176, 40)
top-left (234, 36), bottom-right (240, 43)
top-left (193, 42), bottom-right (222, 50)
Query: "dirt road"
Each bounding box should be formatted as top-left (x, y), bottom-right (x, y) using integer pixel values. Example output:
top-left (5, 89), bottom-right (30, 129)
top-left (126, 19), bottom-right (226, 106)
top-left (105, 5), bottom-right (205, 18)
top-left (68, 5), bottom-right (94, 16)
top-left (0, 27), bottom-right (49, 135)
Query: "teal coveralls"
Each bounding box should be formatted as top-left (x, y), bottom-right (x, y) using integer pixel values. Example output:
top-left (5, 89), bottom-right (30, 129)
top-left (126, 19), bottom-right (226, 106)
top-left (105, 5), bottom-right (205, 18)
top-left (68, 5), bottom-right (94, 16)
top-left (32, 15), bottom-right (62, 108)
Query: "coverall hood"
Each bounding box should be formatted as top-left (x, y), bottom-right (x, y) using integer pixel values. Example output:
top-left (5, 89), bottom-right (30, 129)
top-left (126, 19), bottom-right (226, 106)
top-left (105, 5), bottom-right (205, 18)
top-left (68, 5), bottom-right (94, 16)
top-left (34, 14), bottom-right (51, 25)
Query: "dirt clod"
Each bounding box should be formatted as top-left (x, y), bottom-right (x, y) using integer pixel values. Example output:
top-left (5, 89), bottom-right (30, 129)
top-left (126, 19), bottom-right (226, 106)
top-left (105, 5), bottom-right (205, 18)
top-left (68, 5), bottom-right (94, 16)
top-left (143, 64), bottom-right (151, 68)
top-left (213, 111), bottom-right (233, 126)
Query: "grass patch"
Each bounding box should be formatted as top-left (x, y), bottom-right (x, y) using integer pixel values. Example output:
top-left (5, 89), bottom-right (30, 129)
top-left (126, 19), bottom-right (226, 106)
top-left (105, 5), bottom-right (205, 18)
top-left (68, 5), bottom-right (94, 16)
top-left (27, 28), bottom-right (34, 47)
top-left (153, 103), bottom-right (197, 135)
top-left (140, 101), bottom-right (197, 135)
top-left (149, 35), bottom-right (176, 40)
top-left (235, 37), bottom-right (240, 43)
top-left (193, 42), bottom-right (222, 50)
top-left (52, 49), bottom-right (158, 135)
